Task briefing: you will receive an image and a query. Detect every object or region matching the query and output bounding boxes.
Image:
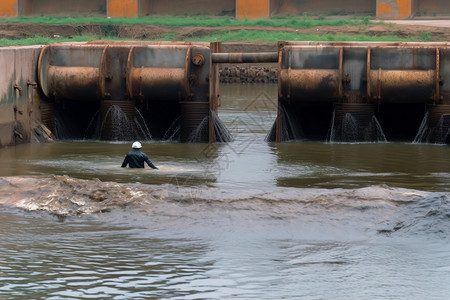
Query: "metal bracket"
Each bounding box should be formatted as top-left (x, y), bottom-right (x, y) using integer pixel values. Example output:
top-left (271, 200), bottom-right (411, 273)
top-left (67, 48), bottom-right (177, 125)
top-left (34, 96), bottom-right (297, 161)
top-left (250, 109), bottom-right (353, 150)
top-left (13, 84), bottom-right (23, 96)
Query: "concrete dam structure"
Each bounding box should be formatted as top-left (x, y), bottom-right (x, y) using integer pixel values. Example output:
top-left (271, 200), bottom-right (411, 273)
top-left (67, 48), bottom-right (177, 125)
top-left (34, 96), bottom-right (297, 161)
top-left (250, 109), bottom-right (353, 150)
top-left (272, 41), bottom-right (450, 144)
top-left (37, 41), bottom-right (219, 143)
top-left (1, 41), bottom-right (450, 148)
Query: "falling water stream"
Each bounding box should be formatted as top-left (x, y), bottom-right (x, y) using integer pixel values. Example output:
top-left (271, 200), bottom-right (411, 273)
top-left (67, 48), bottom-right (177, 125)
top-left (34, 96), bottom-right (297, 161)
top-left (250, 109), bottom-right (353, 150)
top-left (431, 115), bottom-right (450, 144)
top-left (0, 84), bottom-right (449, 299)
top-left (414, 112), bottom-right (450, 144)
top-left (96, 105), bottom-right (152, 141)
top-left (328, 111), bottom-right (387, 143)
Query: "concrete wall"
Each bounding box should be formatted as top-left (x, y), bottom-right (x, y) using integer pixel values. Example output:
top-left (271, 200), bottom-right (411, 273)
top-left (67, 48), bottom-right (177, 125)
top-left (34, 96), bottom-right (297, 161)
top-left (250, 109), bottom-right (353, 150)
top-left (2, 1), bottom-right (450, 21)
top-left (18, 0), bottom-right (106, 17)
top-left (0, 46), bottom-right (46, 148)
top-left (270, 0), bottom-right (375, 16)
top-left (416, 0), bottom-right (450, 17)
top-left (139, 0), bottom-right (235, 17)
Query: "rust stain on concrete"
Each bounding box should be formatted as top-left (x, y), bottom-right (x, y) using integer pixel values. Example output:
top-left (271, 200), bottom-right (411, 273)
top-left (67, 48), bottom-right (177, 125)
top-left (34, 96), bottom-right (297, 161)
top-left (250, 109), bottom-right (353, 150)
top-left (236, 0), bottom-right (269, 20)
top-left (108, 0), bottom-right (138, 18)
top-left (377, 2), bottom-right (392, 16)
top-left (377, 0), bottom-right (412, 19)
top-left (397, 0), bottom-right (412, 19)
top-left (0, 0), bottom-right (17, 17)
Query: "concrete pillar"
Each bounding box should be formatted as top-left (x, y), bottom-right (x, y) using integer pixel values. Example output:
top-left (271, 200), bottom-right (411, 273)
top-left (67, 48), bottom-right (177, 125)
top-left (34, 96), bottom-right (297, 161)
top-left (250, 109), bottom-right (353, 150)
top-left (0, 0), bottom-right (18, 17)
top-left (107, 0), bottom-right (138, 18)
top-left (236, 0), bottom-right (270, 20)
top-left (376, 0), bottom-right (413, 19)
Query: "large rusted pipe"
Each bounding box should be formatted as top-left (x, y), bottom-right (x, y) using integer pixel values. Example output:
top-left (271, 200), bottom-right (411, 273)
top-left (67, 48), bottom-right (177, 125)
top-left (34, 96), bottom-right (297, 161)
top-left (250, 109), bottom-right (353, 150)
top-left (278, 46), bottom-right (344, 102)
top-left (212, 52), bottom-right (278, 64)
top-left (126, 46), bottom-right (191, 101)
top-left (128, 67), bottom-right (188, 100)
top-left (366, 47), bottom-right (440, 103)
top-left (368, 69), bottom-right (436, 103)
top-left (48, 66), bottom-right (99, 100)
top-left (38, 44), bottom-right (106, 100)
top-left (279, 69), bottom-right (341, 101)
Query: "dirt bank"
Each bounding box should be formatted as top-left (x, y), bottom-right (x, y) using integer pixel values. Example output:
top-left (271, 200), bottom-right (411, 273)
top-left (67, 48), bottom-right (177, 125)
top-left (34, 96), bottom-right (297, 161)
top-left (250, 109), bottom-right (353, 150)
top-left (1, 22), bottom-right (450, 41)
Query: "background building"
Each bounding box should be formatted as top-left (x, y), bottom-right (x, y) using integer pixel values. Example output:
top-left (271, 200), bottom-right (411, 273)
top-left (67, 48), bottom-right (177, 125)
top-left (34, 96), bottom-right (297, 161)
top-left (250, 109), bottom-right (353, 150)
top-left (1, 0), bottom-right (449, 20)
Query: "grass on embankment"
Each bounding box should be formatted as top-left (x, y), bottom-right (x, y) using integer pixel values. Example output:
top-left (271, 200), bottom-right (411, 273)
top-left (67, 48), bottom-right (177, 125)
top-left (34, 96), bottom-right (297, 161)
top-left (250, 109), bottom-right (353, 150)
top-left (0, 16), bottom-right (434, 46)
top-left (184, 30), bottom-right (431, 43)
top-left (1, 15), bottom-right (374, 28)
top-left (0, 35), bottom-right (95, 47)
top-left (0, 31), bottom-right (433, 47)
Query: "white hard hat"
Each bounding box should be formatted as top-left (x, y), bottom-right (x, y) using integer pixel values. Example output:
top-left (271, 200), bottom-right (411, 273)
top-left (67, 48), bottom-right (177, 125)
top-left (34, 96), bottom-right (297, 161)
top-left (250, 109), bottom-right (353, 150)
top-left (132, 141), bottom-right (142, 149)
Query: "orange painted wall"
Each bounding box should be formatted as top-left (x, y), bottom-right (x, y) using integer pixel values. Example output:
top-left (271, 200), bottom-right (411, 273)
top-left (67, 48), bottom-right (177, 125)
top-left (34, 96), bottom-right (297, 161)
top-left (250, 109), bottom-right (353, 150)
top-left (397, 0), bottom-right (412, 18)
top-left (108, 0), bottom-right (138, 18)
top-left (236, 0), bottom-right (269, 20)
top-left (0, 0), bottom-right (18, 17)
top-left (376, 0), bottom-right (412, 19)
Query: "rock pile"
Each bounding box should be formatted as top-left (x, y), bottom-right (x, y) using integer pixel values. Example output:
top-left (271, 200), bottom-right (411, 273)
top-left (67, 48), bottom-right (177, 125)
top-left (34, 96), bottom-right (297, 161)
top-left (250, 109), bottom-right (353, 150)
top-left (219, 65), bottom-right (278, 84)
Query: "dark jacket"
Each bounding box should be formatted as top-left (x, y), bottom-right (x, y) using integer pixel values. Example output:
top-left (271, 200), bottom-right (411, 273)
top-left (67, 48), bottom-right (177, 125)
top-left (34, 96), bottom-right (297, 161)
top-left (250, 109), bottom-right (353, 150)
top-left (121, 149), bottom-right (158, 169)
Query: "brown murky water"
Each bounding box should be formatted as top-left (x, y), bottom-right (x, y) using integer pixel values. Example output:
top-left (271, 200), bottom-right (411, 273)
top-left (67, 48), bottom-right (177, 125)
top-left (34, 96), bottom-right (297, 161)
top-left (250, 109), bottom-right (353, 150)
top-left (0, 84), bottom-right (449, 299)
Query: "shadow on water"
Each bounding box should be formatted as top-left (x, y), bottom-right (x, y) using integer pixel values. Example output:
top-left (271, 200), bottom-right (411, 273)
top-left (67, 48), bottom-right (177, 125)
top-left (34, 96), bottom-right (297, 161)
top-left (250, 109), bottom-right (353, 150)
top-left (55, 103), bottom-right (232, 143)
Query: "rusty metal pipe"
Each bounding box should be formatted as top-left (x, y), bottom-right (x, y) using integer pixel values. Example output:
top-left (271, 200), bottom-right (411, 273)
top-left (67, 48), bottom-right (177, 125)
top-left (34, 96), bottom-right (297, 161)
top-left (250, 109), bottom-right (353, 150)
top-left (212, 52), bottom-right (278, 64)
top-left (128, 67), bottom-right (188, 100)
top-left (368, 69), bottom-right (436, 103)
top-left (279, 69), bottom-right (341, 101)
top-left (48, 66), bottom-right (99, 100)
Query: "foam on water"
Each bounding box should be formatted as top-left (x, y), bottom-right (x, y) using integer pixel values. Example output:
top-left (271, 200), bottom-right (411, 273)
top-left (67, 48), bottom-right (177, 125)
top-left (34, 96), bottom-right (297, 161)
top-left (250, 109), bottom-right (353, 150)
top-left (0, 175), bottom-right (448, 241)
top-left (1, 175), bottom-right (449, 299)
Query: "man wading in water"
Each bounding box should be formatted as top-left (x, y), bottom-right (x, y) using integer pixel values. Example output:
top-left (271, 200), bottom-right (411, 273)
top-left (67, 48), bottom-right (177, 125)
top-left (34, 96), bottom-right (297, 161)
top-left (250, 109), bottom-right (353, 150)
top-left (121, 141), bottom-right (159, 169)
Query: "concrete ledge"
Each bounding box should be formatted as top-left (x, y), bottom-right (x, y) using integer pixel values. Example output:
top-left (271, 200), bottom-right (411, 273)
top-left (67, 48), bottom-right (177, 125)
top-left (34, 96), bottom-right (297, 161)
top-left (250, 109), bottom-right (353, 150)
top-left (384, 19), bottom-right (450, 28)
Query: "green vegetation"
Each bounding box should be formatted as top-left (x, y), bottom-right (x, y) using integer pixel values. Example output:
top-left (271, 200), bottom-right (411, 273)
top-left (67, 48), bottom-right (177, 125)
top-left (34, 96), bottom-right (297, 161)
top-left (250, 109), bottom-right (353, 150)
top-left (0, 16), bottom-right (436, 46)
top-left (0, 15), bottom-right (376, 29)
top-left (0, 33), bottom-right (183, 47)
top-left (419, 31), bottom-right (432, 42)
top-left (184, 30), bottom-right (427, 43)
top-left (0, 30), bottom-right (432, 47)
top-left (0, 35), bottom-right (99, 47)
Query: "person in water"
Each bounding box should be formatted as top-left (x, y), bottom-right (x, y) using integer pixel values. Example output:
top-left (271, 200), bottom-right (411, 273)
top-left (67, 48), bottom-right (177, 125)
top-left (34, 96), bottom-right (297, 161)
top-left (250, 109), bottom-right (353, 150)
top-left (121, 141), bottom-right (158, 169)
